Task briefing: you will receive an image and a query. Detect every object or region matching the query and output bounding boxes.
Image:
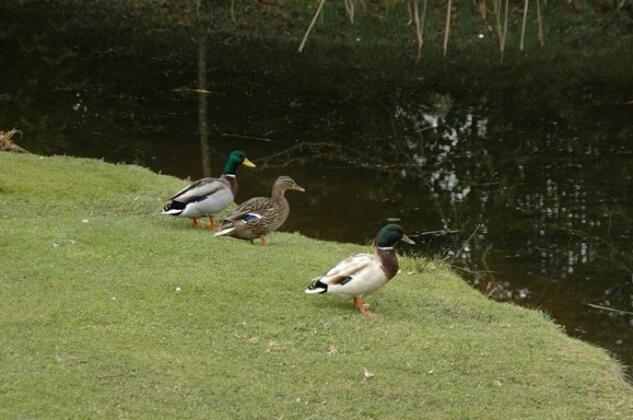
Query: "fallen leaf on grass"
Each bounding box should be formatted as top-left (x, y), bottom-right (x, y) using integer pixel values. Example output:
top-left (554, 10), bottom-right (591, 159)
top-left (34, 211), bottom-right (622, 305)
top-left (267, 340), bottom-right (287, 352)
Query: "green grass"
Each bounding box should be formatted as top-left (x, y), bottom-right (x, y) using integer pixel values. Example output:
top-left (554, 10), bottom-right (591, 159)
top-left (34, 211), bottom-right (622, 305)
top-left (1, 152), bottom-right (632, 418)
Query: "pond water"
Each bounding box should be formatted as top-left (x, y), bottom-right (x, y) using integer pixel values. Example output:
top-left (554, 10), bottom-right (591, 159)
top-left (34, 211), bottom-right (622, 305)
top-left (2, 15), bottom-right (633, 377)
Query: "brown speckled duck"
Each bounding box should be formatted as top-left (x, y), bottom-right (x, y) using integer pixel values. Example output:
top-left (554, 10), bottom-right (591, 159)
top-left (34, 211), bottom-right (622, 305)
top-left (305, 224), bottom-right (415, 317)
top-left (214, 176), bottom-right (305, 245)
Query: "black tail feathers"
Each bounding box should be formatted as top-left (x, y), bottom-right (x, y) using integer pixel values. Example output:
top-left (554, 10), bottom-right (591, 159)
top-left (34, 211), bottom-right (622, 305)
top-left (305, 279), bottom-right (328, 294)
top-left (163, 200), bottom-right (186, 213)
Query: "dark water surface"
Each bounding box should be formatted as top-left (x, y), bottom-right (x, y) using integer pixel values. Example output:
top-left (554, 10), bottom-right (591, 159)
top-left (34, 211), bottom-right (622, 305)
top-left (2, 17), bottom-right (633, 376)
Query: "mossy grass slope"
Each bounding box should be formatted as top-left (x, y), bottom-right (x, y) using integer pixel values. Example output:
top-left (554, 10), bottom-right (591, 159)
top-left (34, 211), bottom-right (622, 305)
top-left (1, 153), bottom-right (632, 418)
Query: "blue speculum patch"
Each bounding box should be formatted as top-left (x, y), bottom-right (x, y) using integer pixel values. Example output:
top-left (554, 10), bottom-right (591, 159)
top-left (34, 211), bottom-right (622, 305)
top-left (339, 276), bottom-right (353, 286)
top-left (240, 213), bottom-right (260, 222)
top-left (192, 194), bottom-right (209, 202)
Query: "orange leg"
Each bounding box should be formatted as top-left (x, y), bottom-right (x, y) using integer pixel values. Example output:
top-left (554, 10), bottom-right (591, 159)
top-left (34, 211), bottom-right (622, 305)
top-left (259, 235), bottom-right (268, 246)
top-left (191, 218), bottom-right (199, 228)
top-left (208, 217), bottom-right (217, 231)
top-left (353, 297), bottom-right (378, 318)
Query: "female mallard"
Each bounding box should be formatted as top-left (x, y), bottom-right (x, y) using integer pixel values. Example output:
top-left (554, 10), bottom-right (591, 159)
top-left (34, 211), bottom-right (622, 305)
top-left (162, 150), bottom-right (255, 230)
top-left (214, 176), bottom-right (305, 245)
top-left (305, 224), bottom-right (415, 317)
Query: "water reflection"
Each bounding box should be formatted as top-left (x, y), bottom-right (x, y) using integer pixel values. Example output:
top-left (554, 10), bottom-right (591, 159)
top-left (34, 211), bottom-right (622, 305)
top-left (255, 88), bottom-right (633, 375)
top-left (385, 94), bottom-right (633, 374)
top-left (1, 12), bottom-right (632, 378)
top-left (197, 29), bottom-right (211, 177)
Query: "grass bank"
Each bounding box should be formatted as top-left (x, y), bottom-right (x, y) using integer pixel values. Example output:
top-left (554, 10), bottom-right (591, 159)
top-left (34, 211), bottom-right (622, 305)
top-left (1, 152), bottom-right (632, 418)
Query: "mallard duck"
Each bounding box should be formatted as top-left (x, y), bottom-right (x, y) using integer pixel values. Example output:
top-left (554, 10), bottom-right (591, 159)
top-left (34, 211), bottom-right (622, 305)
top-left (162, 150), bottom-right (255, 230)
top-left (214, 176), bottom-right (305, 245)
top-left (305, 224), bottom-right (415, 317)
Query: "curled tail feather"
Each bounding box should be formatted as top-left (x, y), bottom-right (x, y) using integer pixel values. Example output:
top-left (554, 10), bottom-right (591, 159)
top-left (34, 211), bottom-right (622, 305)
top-left (305, 279), bottom-right (328, 294)
top-left (162, 200), bottom-right (186, 215)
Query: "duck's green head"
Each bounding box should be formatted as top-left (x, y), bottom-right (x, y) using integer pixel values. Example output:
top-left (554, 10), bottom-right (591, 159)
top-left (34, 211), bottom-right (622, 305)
top-left (223, 150), bottom-right (256, 174)
top-left (376, 224), bottom-right (416, 248)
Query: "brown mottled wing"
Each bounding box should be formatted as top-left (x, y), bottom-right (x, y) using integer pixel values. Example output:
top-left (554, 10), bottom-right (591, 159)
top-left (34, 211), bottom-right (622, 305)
top-left (223, 196), bottom-right (273, 221)
top-left (319, 254), bottom-right (374, 285)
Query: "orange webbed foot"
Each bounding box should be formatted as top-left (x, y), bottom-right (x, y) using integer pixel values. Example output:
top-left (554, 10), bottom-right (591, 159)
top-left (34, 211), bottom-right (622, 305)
top-left (353, 297), bottom-right (378, 318)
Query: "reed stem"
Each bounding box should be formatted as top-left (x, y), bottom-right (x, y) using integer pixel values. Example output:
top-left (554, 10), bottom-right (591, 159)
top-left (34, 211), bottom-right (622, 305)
top-left (520, 0), bottom-right (529, 50)
top-left (500, 0), bottom-right (509, 61)
top-left (494, 0), bottom-right (503, 51)
top-left (298, 0), bottom-right (327, 53)
top-left (443, 0), bottom-right (452, 56)
top-left (536, 0), bottom-right (544, 47)
top-left (413, 0), bottom-right (424, 61)
top-left (344, 0), bottom-right (355, 23)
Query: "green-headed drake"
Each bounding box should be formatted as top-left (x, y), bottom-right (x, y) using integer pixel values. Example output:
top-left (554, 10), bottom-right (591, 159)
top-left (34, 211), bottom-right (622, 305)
top-left (214, 176), bottom-right (305, 245)
top-left (162, 150), bottom-right (256, 230)
top-left (305, 224), bottom-right (415, 317)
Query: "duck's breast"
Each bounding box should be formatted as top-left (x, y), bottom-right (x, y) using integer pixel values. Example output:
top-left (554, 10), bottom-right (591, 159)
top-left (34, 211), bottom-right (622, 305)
top-left (264, 200), bottom-right (290, 233)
